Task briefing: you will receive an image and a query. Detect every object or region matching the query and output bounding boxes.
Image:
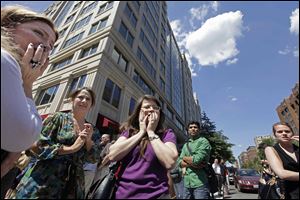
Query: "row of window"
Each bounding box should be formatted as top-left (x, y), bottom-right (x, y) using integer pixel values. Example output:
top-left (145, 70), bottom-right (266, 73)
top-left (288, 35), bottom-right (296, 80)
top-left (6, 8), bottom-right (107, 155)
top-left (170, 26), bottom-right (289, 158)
top-left (36, 76), bottom-right (132, 116)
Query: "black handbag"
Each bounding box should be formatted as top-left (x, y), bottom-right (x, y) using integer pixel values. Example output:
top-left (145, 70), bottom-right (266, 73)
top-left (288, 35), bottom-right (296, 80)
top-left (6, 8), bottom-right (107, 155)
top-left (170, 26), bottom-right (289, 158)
top-left (86, 161), bottom-right (122, 199)
top-left (258, 147), bottom-right (285, 199)
top-left (203, 163), bottom-right (219, 194)
top-left (258, 170), bottom-right (285, 199)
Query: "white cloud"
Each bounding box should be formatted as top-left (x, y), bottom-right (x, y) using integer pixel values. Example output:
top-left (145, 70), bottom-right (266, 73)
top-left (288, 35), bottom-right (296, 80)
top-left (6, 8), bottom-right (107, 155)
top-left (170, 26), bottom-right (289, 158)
top-left (290, 8), bottom-right (299, 35)
top-left (278, 46), bottom-right (298, 57)
top-left (278, 47), bottom-right (290, 55)
top-left (189, 2), bottom-right (219, 29)
top-left (226, 58), bottom-right (238, 65)
top-left (170, 20), bottom-right (188, 49)
top-left (237, 144), bottom-right (242, 148)
top-left (186, 11), bottom-right (244, 66)
top-left (231, 97), bottom-right (238, 102)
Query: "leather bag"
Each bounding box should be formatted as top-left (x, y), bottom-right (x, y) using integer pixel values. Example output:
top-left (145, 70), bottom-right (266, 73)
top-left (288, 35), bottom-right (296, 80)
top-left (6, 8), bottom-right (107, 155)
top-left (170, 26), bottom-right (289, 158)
top-left (86, 161), bottom-right (122, 199)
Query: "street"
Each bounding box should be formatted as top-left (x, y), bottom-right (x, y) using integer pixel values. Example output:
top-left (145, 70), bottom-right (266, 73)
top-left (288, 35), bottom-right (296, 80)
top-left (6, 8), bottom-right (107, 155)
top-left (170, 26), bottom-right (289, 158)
top-left (214, 184), bottom-right (258, 199)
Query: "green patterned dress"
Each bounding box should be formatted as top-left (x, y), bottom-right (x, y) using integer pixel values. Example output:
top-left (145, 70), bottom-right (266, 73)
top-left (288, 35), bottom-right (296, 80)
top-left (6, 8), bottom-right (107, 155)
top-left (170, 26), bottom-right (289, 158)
top-left (10, 112), bottom-right (101, 199)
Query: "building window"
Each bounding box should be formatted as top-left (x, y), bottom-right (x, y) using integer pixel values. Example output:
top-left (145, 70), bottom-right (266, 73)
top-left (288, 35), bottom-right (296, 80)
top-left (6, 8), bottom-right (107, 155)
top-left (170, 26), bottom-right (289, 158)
top-left (133, 70), bottom-right (154, 95)
top-left (98, 1), bottom-right (114, 14)
top-left (80, 1), bottom-right (97, 16)
top-left (136, 48), bottom-right (156, 79)
top-left (36, 84), bottom-right (59, 106)
top-left (102, 79), bottom-right (121, 108)
top-left (51, 55), bottom-right (73, 71)
top-left (67, 74), bottom-right (87, 97)
top-left (119, 22), bottom-right (134, 47)
top-left (71, 14), bottom-right (92, 32)
top-left (79, 44), bottom-right (98, 59)
top-left (131, 1), bottom-right (140, 12)
top-left (124, 3), bottom-right (137, 28)
top-left (140, 29), bottom-right (157, 62)
top-left (89, 17), bottom-right (108, 35)
top-left (160, 77), bottom-right (165, 92)
top-left (73, 2), bottom-right (82, 11)
top-left (62, 32), bottom-right (84, 49)
top-left (112, 48), bottom-right (128, 72)
top-left (64, 13), bottom-right (75, 25)
top-left (58, 27), bottom-right (68, 39)
top-left (129, 97), bottom-right (136, 115)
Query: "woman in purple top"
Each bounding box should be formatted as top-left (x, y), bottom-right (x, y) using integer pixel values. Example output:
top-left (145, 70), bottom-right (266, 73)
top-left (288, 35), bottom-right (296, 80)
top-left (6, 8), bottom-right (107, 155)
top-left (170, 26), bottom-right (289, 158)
top-left (109, 95), bottom-right (178, 199)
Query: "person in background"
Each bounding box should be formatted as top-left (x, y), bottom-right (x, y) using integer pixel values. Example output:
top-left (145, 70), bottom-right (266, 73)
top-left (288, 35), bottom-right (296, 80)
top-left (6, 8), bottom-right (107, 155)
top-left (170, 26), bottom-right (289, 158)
top-left (108, 95), bottom-right (178, 199)
top-left (212, 158), bottom-right (223, 196)
top-left (92, 134), bottom-right (112, 183)
top-left (265, 122), bottom-right (299, 199)
top-left (220, 158), bottom-right (229, 195)
top-left (8, 87), bottom-right (101, 199)
top-left (1, 5), bottom-right (58, 198)
top-left (178, 121), bottom-right (211, 199)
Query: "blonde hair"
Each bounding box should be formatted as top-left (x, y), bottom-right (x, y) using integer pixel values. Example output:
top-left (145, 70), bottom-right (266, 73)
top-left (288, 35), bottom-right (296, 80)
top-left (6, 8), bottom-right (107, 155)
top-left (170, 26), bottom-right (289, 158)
top-left (1, 5), bottom-right (58, 62)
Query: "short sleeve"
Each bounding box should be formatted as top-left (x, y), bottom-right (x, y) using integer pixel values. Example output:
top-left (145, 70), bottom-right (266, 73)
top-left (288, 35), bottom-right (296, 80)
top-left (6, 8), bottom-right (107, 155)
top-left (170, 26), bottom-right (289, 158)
top-left (162, 129), bottom-right (176, 144)
top-left (120, 130), bottom-right (130, 138)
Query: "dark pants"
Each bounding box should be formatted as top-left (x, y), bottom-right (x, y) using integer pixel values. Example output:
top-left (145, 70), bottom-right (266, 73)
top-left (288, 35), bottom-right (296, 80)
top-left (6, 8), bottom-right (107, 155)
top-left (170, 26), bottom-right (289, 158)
top-left (1, 167), bottom-right (19, 198)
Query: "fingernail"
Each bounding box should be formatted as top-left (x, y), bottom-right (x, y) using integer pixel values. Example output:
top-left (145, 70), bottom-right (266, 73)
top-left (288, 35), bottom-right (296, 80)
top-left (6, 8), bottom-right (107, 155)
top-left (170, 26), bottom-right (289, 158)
top-left (39, 44), bottom-right (45, 49)
top-left (29, 43), bottom-right (33, 47)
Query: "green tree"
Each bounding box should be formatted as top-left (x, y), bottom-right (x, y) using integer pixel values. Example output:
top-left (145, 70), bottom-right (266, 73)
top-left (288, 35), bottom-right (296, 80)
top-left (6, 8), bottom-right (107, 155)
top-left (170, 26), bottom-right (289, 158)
top-left (200, 111), bottom-right (235, 163)
top-left (257, 137), bottom-right (275, 160)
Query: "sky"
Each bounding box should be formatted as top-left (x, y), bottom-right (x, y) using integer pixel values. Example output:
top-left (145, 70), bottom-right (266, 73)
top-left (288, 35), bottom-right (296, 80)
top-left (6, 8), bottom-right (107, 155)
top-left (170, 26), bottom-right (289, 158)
top-left (2, 1), bottom-right (299, 159)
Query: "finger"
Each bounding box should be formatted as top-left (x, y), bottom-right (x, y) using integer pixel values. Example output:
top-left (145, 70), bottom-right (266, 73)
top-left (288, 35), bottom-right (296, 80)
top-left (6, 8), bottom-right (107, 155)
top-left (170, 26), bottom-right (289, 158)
top-left (39, 50), bottom-right (50, 67)
top-left (39, 58), bottom-right (49, 74)
top-left (32, 44), bottom-right (45, 63)
top-left (22, 43), bottom-right (35, 65)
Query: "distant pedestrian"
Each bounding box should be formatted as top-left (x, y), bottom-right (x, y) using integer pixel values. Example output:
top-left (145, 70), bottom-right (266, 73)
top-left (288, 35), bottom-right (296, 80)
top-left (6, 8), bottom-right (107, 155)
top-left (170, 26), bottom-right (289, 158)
top-left (264, 122), bottom-right (299, 199)
top-left (212, 158), bottom-right (223, 196)
top-left (178, 121), bottom-right (212, 199)
top-left (108, 95), bottom-right (178, 199)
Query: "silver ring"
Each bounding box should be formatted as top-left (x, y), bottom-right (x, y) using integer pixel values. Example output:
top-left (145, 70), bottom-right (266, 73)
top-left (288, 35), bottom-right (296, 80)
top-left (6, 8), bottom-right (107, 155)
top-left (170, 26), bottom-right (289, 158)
top-left (30, 60), bottom-right (41, 68)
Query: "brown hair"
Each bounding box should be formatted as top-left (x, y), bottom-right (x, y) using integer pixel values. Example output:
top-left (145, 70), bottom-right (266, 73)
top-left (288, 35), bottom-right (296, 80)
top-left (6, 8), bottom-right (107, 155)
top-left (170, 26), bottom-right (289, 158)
top-left (120, 95), bottom-right (166, 158)
top-left (272, 122), bottom-right (294, 136)
top-left (69, 87), bottom-right (96, 107)
top-left (1, 5), bottom-right (58, 62)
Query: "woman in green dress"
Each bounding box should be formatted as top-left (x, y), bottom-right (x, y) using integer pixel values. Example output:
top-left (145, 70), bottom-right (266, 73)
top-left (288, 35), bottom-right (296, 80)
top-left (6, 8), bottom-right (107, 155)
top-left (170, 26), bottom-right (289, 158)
top-left (10, 87), bottom-right (101, 199)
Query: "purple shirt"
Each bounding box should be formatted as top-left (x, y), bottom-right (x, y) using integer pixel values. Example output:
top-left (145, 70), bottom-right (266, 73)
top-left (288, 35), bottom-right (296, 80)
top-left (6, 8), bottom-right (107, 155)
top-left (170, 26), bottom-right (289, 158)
top-left (115, 129), bottom-right (176, 199)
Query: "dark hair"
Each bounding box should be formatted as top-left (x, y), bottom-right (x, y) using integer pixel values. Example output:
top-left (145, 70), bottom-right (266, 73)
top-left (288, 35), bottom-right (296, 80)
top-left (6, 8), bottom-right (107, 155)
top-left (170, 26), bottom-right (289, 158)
top-left (120, 95), bottom-right (165, 158)
top-left (272, 122), bottom-right (294, 136)
top-left (69, 87), bottom-right (96, 106)
top-left (187, 121), bottom-right (200, 130)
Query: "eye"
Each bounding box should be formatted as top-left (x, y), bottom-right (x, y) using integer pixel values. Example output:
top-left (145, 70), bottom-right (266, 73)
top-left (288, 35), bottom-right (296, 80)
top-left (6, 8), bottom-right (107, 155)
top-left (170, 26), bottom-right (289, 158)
top-left (33, 29), bottom-right (44, 37)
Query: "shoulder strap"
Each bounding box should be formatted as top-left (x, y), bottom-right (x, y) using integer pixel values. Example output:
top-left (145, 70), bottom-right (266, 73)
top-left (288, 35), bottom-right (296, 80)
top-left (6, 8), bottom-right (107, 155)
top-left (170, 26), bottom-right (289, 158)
top-left (186, 141), bottom-right (192, 155)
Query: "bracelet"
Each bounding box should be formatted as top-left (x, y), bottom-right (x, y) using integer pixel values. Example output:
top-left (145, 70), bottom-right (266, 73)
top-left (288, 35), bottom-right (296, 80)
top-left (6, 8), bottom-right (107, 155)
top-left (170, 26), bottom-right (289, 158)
top-left (149, 135), bottom-right (160, 141)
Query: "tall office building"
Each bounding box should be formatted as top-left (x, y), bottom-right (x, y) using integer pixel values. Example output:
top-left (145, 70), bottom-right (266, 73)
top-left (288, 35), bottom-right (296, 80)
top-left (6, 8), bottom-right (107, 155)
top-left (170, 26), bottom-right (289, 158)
top-left (33, 1), bottom-right (200, 144)
top-left (276, 83), bottom-right (299, 135)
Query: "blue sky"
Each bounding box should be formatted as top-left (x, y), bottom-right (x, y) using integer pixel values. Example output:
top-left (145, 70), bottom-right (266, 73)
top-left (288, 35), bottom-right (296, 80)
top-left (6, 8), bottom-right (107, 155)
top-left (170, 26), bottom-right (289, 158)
top-left (2, 1), bottom-right (299, 159)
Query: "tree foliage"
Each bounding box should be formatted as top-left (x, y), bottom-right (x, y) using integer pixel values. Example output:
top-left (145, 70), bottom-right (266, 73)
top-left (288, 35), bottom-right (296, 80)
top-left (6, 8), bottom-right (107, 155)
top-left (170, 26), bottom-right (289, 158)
top-left (200, 111), bottom-right (235, 163)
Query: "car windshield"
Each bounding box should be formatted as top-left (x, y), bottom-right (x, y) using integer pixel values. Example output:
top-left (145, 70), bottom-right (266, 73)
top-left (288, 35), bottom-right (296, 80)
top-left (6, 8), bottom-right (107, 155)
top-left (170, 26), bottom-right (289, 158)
top-left (239, 169), bottom-right (260, 176)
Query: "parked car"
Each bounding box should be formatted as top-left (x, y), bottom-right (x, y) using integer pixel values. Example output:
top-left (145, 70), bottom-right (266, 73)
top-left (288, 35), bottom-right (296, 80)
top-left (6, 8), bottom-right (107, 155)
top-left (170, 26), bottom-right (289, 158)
top-left (234, 168), bottom-right (260, 192)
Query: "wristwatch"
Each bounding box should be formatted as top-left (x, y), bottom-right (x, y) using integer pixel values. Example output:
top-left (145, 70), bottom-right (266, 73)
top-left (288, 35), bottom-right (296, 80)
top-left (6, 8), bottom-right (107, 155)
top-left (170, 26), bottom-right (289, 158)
top-left (149, 135), bottom-right (160, 141)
